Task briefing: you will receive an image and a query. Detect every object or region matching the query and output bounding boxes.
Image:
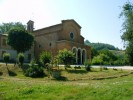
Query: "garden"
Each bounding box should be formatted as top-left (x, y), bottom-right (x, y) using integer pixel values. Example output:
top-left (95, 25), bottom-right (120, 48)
top-left (0, 62), bottom-right (133, 100)
top-left (0, 48), bottom-right (133, 100)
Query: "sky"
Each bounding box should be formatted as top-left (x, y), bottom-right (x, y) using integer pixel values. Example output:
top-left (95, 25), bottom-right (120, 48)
top-left (0, 0), bottom-right (131, 49)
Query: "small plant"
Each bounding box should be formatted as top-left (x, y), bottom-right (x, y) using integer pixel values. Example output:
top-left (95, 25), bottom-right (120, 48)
top-left (17, 53), bottom-right (24, 67)
top-left (3, 53), bottom-right (10, 66)
top-left (39, 51), bottom-right (51, 67)
top-left (53, 56), bottom-right (59, 69)
top-left (84, 60), bottom-right (91, 71)
top-left (25, 65), bottom-right (44, 78)
top-left (30, 59), bottom-right (36, 66)
top-left (57, 49), bottom-right (75, 70)
top-left (103, 66), bottom-right (108, 70)
top-left (52, 70), bottom-right (61, 79)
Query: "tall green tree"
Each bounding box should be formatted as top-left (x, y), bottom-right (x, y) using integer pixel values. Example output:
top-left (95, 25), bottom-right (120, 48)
top-left (7, 28), bottom-right (34, 53)
top-left (0, 22), bottom-right (26, 33)
top-left (120, 2), bottom-right (133, 65)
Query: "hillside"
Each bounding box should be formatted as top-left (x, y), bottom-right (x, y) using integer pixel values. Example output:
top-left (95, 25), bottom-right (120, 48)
top-left (85, 40), bottom-right (119, 50)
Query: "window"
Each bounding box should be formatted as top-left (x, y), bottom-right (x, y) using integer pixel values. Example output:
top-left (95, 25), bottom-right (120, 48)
top-left (70, 32), bottom-right (74, 40)
top-left (2, 39), bottom-right (6, 46)
top-left (39, 44), bottom-right (41, 48)
top-left (49, 43), bottom-right (52, 47)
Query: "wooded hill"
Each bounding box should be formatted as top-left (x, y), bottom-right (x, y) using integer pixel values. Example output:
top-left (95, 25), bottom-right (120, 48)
top-left (85, 40), bottom-right (119, 50)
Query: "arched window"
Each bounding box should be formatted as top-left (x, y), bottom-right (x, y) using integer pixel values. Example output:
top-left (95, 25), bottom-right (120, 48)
top-left (70, 32), bottom-right (74, 40)
top-left (77, 48), bottom-right (81, 65)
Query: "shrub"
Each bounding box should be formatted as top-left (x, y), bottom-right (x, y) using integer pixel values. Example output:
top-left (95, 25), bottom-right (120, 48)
top-left (30, 59), bottom-right (36, 66)
top-left (39, 51), bottom-right (51, 67)
top-left (57, 49), bottom-right (75, 69)
top-left (25, 59), bottom-right (44, 78)
top-left (92, 55), bottom-right (103, 65)
top-left (52, 70), bottom-right (61, 79)
top-left (17, 53), bottom-right (24, 66)
top-left (52, 56), bottom-right (59, 69)
top-left (3, 53), bottom-right (10, 66)
top-left (84, 60), bottom-right (91, 71)
top-left (25, 65), bottom-right (44, 78)
top-left (103, 66), bottom-right (108, 70)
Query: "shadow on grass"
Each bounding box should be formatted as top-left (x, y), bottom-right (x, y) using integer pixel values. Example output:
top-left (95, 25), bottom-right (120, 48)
top-left (53, 76), bottom-right (68, 81)
top-left (92, 76), bottom-right (118, 80)
top-left (89, 70), bottom-right (99, 72)
top-left (7, 67), bottom-right (17, 76)
top-left (0, 72), bottom-right (3, 76)
top-left (29, 73), bottom-right (47, 78)
top-left (20, 64), bottom-right (29, 73)
top-left (67, 69), bottom-right (88, 74)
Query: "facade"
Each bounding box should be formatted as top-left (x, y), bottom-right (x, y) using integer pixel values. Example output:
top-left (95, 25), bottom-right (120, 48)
top-left (0, 19), bottom-right (91, 64)
top-left (30, 19), bottom-right (91, 65)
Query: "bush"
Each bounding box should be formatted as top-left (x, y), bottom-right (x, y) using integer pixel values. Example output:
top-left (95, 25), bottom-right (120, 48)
top-left (25, 65), bottom-right (44, 78)
top-left (17, 53), bottom-right (24, 66)
top-left (57, 49), bottom-right (75, 69)
top-left (3, 53), bottom-right (10, 66)
top-left (39, 51), bottom-right (51, 67)
top-left (52, 70), bottom-right (61, 79)
top-left (92, 55), bottom-right (103, 65)
top-left (84, 60), bottom-right (91, 71)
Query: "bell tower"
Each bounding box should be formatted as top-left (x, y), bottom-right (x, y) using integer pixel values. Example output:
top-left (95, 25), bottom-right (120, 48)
top-left (27, 20), bottom-right (34, 32)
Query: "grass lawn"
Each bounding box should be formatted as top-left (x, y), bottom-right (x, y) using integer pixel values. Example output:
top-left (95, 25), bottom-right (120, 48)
top-left (0, 64), bottom-right (133, 100)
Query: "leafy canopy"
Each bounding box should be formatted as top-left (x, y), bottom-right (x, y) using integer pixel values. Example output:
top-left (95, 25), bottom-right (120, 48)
top-left (7, 28), bottom-right (34, 53)
top-left (0, 22), bottom-right (26, 34)
top-left (120, 2), bottom-right (133, 65)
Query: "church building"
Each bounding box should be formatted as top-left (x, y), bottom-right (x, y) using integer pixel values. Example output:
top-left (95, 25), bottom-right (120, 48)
top-left (0, 19), bottom-right (91, 65)
top-left (28, 19), bottom-right (91, 65)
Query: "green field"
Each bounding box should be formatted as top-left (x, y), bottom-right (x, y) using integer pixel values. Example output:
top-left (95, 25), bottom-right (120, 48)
top-left (0, 64), bottom-right (133, 100)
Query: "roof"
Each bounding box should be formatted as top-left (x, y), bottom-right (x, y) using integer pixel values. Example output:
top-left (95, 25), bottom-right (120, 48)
top-left (33, 19), bottom-right (81, 32)
top-left (33, 23), bottom-right (62, 32)
top-left (62, 19), bottom-right (81, 28)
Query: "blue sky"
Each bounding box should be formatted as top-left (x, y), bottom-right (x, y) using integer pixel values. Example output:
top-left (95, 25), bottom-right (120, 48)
top-left (0, 0), bottom-right (131, 49)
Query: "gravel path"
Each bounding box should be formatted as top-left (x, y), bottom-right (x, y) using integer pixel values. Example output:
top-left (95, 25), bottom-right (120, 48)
top-left (91, 66), bottom-right (133, 70)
